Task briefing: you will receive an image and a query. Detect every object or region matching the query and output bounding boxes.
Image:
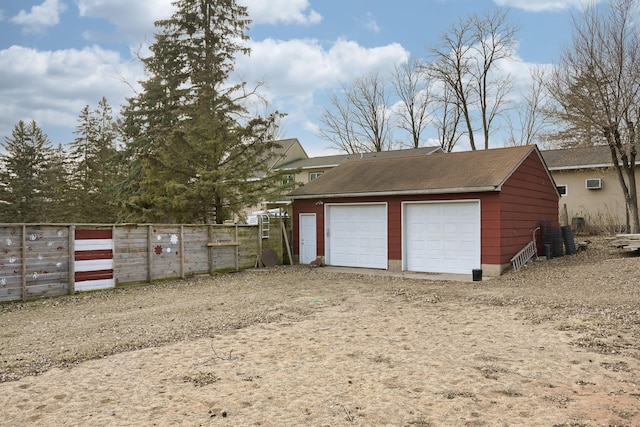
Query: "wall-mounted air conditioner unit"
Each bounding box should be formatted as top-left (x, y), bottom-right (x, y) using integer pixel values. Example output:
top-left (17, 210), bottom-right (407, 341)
top-left (586, 178), bottom-right (602, 189)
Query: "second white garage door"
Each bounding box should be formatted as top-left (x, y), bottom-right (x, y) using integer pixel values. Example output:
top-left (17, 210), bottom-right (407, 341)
top-left (326, 204), bottom-right (387, 269)
top-left (404, 201), bottom-right (480, 274)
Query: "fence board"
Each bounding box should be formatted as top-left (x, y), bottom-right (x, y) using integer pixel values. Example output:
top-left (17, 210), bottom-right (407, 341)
top-left (150, 226), bottom-right (182, 280)
top-left (114, 226), bottom-right (149, 284)
top-left (183, 226), bottom-right (209, 276)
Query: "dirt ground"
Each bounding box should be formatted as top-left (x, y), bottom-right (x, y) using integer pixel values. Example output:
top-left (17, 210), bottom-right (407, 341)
top-left (1, 237), bottom-right (640, 426)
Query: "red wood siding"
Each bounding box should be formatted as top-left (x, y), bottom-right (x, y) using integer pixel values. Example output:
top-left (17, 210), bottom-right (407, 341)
top-left (293, 193), bottom-right (499, 264)
top-left (74, 269), bottom-right (114, 282)
top-left (497, 151), bottom-right (559, 264)
top-left (292, 200), bottom-right (325, 259)
top-left (75, 229), bottom-right (112, 240)
top-left (75, 249), bottom-right (113, 261)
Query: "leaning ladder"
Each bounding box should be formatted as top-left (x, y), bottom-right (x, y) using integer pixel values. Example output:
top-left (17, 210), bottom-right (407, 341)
top-left (510, 227), bottom-right (540, 272)
top-left (260, 213), bottom-right (270, 239)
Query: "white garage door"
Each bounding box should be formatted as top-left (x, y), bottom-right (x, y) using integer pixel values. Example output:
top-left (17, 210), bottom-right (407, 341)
top-left (404, 201), bottom-right (480, 274)
top-left (326, 204), bottom-right (387, 269)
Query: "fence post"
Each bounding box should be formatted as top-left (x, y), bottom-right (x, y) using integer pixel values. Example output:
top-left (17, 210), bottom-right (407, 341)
top-left (68, 225), bottom-right (76, 294)
top-left (279, 212), bottom-right (284, 263)
top-left (207, 224), bottom-right (213, 275)
top-left (21, 225), bottom-right (26, 302)
top-left (257, 219), bottom-right (262, 266)
top-left (147, 225), bottom-right (153, 283)
top-left (180, 225), bottom-right (185, 279)
top-left (234, 224), bottom-right (239, 271)
top-left (111, 225), bottom-right (116, 286)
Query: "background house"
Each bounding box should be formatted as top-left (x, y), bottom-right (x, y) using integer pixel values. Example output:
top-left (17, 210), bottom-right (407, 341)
top-left (541, 145), bottom-right (640, 232)
top-left (240, 138), bottom-right (308, 223)
top-left (267, 138), bottom-right (309, 170)
top-left (289, 145), bottom-right (559, 277)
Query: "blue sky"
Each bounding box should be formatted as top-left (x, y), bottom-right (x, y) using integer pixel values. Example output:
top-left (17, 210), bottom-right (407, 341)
top-left (0, 0), bottom-right (599, 157)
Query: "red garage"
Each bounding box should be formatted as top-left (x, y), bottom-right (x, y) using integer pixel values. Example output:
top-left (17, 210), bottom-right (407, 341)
top-left (288, 145), bottom-right (559, 277)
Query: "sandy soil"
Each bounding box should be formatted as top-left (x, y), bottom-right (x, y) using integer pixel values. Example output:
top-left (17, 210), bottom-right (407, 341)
top-left (1, 237), bottom-right (640, 426)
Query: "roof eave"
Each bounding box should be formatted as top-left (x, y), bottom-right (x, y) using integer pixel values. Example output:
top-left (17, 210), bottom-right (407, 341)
top-left (548, 162), bottom-right (640, 170)
top-left (278, 163), bottom-right (340, 171)
top-left (289, 186), bottom-right (500, 200)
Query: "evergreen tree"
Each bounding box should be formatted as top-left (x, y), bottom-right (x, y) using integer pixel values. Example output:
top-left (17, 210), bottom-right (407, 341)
top-left (43, 144), bottom-right (73, 222)
top-left (0, 157), bottom-right (10, 221)
top-left (0, 120), bottom-right (54, 222)
top-left (121, 0), bottom-right (289, 224)
top-left (69, 98), bottom-right (121, 222)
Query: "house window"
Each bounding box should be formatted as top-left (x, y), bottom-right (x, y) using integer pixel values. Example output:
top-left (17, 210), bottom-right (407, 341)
top-left (556, 185), bottom-right (568, 196)
top-left (309, 172), bottom-right (324, 181)
top-left (283, 174), bottom-right (294, 185)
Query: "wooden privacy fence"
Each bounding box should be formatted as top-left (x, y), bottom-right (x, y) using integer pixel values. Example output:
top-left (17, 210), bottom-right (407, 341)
top-left (0, 221), bottom-right (285, 303)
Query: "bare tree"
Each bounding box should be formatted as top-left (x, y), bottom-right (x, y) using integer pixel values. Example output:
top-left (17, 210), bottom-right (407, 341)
top-left (471, 10), bottom-right (517, 149)
top-left (547, 0), bottom-right (640, 232)
top-left (254, 99), bottom-right (287, 142)
top-left (348, 71), bottom-right (393, 152)
top-left (319, 91), bottom-right (360, 153)
top-left (506, 65), bottom-right (553, 147)
top-left (432, 82), bottom-right (464, 152)
top-left (428, 9), bottom-right (518, 150)
top-left (391, 58), bottom-right (432, 148)
top-left (319, 71), bottom-right (393, 153)
top-left (428, 17), bottom-right (477, 149)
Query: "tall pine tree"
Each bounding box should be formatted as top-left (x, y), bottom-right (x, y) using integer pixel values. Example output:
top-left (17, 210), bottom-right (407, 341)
top-left (0, 120), bottom-right (55, 222)
top-left (69, 98), bottom-right (121, 222)
top-left (121, 0), bottom-right (288, 224)
top-left (43, 144), bottom-right (73, 222)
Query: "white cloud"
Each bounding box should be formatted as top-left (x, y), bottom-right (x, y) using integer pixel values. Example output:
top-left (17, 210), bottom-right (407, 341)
top-left (362, 12), bottom-right (381, 33)
top-left (0, 45), bottom-right (143, 143)
top-left (493, 0), bottom-right (603, 12)
top-left (234, 38), bottom-right (408, 152)
top-left (240, 0), bottom-right (322, 25)
top-left (75, 0), bottom-right (321, 45)
top-left (77, 0), bottom-right (175, 42)
top-left (237, 38), bottom-right (409, 97)
top-left (11, 0), bottom-right (67, 34)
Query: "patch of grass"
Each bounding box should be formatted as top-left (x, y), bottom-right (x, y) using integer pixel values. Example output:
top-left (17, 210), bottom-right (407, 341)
top-left (182, 371), bottom-right (219, 387)
top-left (442, 390), bottom-right (475, 400)
top-left (495, 388), bottom-right (523, 397)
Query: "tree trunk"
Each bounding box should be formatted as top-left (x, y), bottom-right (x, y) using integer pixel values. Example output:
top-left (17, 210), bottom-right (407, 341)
top-left (625, 166), bottom-right (639, 233)
top-left (608, 141), bottom-right (640, 233)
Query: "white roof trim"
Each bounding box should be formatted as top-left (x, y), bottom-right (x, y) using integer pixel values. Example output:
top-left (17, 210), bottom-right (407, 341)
top-left (550, 163), bottom-right (612, 170)
top-left (279, 163), bottom-right (340, 171)
top-left (290, 186), bottom-right (499, 200)
top-left (549, 162), bottom-right (640, 171)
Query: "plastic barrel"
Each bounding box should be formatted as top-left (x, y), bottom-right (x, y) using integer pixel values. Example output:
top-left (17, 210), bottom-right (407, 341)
top-left (552, 227), bottom-right (564, 257)
top-left (561, 225), bottom-right (577, 255)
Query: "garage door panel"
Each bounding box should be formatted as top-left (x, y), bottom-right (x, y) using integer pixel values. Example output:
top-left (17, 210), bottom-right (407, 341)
top-left (443, 241), bottom-right (459, 252)
top-left (327, 204), bottom-right (387, 269)
top-left (405, 202), bottom-right (480, 274)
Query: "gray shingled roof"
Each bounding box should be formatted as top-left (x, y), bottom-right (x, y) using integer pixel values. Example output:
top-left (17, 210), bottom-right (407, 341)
top-left (288, 145), bottom-right (538, 198)
top-left (541, 145), bottom-right (640, 170)
top-left (541, 145), bottom-right (613, 170)
top-left (277, 146), bottom-right (442, 170)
